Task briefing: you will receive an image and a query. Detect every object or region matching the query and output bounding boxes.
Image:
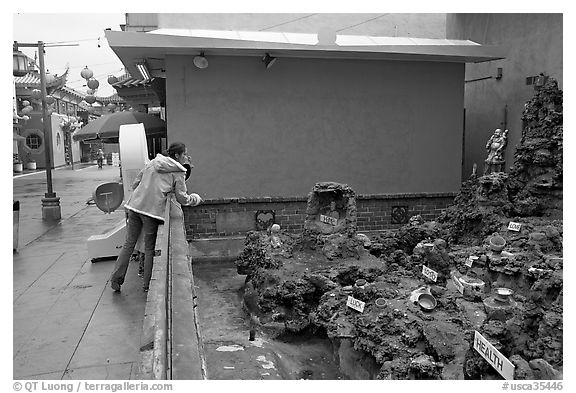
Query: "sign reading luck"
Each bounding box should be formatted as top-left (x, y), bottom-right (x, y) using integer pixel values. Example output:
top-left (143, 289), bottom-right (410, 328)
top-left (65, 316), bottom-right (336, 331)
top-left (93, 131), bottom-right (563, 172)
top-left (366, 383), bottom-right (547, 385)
top-left (346, 296), bottom-right (365, 313)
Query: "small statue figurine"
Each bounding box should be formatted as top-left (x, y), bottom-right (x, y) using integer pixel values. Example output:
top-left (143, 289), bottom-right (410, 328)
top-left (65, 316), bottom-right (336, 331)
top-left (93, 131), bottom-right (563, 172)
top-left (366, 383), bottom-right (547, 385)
top-left (321, 201), bottom-right (340, 220)
top-left (270, 224), bottom-right (282, 248)
top-left (483, 128), bottom-right (508, 175)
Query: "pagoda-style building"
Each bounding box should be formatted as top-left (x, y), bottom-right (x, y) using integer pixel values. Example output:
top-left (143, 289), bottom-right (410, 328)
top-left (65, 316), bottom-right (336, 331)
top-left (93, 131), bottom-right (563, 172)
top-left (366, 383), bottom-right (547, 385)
top-left (13, 49), bottom-right (127, 170)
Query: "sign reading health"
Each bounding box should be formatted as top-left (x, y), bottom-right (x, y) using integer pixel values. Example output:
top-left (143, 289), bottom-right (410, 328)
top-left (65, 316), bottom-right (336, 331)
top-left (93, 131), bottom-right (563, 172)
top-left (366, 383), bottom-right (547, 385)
top-left (474, 331), bottom-right (515, 380)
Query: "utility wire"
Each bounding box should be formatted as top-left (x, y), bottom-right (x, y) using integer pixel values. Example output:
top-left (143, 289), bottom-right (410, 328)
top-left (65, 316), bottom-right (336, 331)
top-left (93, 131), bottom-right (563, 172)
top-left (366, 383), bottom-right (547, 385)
top-left (259, 14), bottom-right (317, 31)
top-left (336, 14), bottom-right (389, 32)
top-left (45, 37), bottom-right (104, 45)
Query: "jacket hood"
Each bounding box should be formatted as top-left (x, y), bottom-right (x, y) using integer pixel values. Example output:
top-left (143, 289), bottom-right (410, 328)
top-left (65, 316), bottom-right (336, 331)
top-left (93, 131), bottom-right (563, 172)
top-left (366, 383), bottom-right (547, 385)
top-left (151, 154), bottom-right (186, 173)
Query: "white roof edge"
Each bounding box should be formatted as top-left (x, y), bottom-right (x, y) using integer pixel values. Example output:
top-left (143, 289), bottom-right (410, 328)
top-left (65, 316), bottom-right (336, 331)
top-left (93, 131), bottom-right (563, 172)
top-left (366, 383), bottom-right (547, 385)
top-left (148, 28), bottom-right (481, 47)
top-left (105, 30), bottom-right (506, 66)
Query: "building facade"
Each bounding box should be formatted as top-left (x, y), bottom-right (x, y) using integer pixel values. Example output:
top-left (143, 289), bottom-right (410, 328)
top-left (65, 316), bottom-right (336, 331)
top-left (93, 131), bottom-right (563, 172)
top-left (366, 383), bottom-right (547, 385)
top-left (446, 13), bottom-right (563, 179)
top-left (107, 13), bottom-right (506, 237)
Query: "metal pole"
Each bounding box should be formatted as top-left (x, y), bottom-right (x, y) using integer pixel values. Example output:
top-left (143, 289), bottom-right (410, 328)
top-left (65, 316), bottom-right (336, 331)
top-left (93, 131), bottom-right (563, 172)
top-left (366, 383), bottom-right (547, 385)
top-left (37, 41), bottom-right (61, 220)
top-left (38, 41), bottom-right (55, 196)
top-left (15, 40), bottom-right (77, 221)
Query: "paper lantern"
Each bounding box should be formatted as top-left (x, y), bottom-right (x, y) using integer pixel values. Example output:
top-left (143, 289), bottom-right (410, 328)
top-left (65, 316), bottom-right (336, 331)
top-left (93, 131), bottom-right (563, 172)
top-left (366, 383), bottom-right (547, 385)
top-left (85, 95), bottom-right (96, 104)
top-left (86, 78), bottom-right (99, 90)
top-left (107, 75), bottom-right (118, 84)
top-left (80, 66), bottom-right (93, 80)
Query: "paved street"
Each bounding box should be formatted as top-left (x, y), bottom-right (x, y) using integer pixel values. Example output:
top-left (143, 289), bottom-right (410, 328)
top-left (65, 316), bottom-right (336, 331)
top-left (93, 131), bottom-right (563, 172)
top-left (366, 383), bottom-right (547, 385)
top-left (12, 164), bottom-right (146, 380)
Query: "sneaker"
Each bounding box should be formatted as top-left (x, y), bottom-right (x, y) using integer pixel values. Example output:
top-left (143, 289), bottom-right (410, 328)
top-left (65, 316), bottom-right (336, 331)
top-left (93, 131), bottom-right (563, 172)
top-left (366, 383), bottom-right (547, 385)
top-left (110, 281), bottom-right (121, 292)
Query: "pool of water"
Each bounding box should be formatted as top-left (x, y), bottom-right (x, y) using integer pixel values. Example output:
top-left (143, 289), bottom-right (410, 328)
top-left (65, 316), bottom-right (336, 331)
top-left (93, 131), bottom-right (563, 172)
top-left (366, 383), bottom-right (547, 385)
top-left (191, 259), bottom-right (344, 380)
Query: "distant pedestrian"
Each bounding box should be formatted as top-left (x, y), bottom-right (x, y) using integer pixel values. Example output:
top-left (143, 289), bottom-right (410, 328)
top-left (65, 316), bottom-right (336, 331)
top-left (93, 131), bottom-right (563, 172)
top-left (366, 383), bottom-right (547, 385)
top-left (96, 149), bottom-right (105, 169)
top-left (109, 142), bottom-right (202, 292)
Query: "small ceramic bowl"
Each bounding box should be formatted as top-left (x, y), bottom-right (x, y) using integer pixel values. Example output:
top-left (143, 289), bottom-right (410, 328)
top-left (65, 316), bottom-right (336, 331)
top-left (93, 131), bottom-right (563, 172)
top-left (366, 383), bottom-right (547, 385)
top-left (489, 234), bottom-right (506, 253)
top-left (375, 298), bottom-right (387, 308)
top-left (355, 279), bottom-right (367, 287)
top-left (417, 293), bottom-right (437, 311)
top-left (493, 287), bottom-right (514, 303)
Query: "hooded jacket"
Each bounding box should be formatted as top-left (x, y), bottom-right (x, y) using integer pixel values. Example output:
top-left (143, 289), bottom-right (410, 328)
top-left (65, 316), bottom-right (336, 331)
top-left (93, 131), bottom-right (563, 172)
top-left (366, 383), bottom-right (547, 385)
top-left (124, 154), bottom-right (201, 221)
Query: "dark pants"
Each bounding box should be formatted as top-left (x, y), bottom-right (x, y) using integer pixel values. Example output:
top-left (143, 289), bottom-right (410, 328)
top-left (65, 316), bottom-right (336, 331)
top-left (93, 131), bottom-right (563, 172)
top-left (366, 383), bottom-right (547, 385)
top-left (110, 210), bottom-right (162, 289)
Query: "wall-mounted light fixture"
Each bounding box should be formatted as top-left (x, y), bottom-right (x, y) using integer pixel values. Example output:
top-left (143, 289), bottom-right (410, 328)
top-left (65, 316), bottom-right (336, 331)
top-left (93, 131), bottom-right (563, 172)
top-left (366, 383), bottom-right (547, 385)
top-left (193, 52), bottom-right (209, 69)
top-left (136, 62), bottom-right (151, 80)
top-left (262, 53), bottom-right (277, 69)
top-left (496, 67), bottom-right (503, 80)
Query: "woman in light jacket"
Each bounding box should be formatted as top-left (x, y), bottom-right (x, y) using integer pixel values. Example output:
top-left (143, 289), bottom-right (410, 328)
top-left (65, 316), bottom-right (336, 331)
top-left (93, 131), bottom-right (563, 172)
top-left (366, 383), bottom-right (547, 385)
top-left (110, 142), bottom-right (202, 292)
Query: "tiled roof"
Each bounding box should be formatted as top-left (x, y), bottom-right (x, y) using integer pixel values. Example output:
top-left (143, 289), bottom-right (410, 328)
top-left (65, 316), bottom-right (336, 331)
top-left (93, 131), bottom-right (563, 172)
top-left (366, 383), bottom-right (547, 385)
top-left (112, 72), bottom-right (151, 88)
top-left (14, 69), bottom-right (69, 89)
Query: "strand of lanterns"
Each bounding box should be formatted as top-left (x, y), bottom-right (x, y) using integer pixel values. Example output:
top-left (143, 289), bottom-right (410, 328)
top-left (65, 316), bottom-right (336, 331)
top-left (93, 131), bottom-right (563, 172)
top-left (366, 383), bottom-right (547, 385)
top-left (16, 66), bottom-right (121, 124)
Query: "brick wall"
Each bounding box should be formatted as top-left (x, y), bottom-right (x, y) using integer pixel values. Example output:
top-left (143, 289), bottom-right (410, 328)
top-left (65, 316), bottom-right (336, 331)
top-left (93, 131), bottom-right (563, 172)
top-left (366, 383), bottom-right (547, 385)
top-left (183, 192), bottom-right (456, 240)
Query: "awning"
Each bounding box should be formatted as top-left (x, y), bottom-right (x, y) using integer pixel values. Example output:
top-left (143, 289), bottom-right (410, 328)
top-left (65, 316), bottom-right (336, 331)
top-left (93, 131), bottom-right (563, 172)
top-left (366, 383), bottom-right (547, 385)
top-left (73, 111), bottom-right (166, 143)
top-left (105, 28), bottom-right (506, 79)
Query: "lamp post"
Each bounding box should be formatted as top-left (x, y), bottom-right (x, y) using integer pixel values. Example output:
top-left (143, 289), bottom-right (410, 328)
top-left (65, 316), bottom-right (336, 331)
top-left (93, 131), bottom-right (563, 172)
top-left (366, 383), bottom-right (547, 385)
top-left (14, 40), bottom-right (61, 220)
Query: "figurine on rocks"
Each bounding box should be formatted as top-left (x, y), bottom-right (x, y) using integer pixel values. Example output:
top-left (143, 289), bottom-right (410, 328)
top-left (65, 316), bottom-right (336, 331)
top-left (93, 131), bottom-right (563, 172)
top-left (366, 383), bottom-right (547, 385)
top-left (484, 128), bottom-right (509, 175)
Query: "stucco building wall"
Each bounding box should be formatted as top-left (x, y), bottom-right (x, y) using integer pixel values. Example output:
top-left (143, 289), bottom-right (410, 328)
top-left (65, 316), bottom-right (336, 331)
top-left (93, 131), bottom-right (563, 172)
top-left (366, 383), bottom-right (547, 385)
top-left (167, 55), bottom-right (465, 199)
top-left (446, 13), bottom-right (562, 179)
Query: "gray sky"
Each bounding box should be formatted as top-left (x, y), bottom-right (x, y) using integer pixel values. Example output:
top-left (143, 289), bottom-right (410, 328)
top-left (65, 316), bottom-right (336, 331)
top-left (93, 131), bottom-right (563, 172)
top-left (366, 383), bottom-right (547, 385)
top-left (13, 13), bottom-right (127, 97)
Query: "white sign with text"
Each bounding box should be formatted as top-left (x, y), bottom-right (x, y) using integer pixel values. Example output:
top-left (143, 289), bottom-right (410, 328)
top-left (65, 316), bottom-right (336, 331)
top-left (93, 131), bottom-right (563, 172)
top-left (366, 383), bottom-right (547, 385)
top-left (452, 275), bottom-right (465, 294)
top-left (320, 214), bottom-right (338, 226)
top-left (465, 255), bottom-right (479, 268)
top-left (474, 331), bottom-right (515, 380)
top-left (507, 221), bottom-right (522, 232)
top-left (422, 265), bottom-right (438, 282)
top-left (346, 296), bottom-right (365, 313)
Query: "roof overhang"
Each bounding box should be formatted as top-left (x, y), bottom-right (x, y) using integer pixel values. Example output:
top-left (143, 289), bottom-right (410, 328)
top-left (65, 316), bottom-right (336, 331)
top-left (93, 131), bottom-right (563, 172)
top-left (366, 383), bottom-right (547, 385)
top-left (105, 29), bottom-right (506, 79)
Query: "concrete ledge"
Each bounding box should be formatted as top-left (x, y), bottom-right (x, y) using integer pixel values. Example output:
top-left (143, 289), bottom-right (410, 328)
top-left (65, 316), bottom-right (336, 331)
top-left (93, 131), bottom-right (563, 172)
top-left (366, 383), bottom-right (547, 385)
top-left (189, 236), bottom-right (245, 262)
top-left (138, 196), bottom-right (205, 380)
top-left (169, 209), bottom-right (205, 379)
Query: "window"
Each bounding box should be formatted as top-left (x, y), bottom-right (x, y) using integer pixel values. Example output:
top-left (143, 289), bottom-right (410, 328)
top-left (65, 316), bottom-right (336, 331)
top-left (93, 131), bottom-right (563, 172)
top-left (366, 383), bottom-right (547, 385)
top-left (26, 133), bottom-right (42, 150)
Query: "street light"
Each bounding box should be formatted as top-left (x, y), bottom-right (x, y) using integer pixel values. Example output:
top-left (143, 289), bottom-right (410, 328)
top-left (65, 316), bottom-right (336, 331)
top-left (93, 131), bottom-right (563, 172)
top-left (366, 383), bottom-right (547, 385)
top-left (13, 41), bottom-right (65, 220)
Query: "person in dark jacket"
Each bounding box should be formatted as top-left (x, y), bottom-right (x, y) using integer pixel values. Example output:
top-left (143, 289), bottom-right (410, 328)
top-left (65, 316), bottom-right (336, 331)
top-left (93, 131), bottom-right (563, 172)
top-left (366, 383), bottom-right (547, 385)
top-left (110, 142), bottom-right (202, 292)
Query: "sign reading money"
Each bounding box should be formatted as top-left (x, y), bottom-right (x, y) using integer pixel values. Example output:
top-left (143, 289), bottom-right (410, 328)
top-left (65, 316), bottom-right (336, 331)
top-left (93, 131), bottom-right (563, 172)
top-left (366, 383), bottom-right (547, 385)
top-left (474, 331), bottom-right (515, 380)
top-left (346, 296), bottom-right (365, 313)
top-left (422, 265), bottom-right (438, 282)
top-left (320, 214), bottom-right (338, 226)
top-left (507, 221), bottom-right (522, 232)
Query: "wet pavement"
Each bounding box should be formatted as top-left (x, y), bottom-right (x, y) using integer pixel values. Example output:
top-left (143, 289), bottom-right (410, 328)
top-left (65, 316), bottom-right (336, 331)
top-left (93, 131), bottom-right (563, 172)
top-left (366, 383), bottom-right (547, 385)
top-left (13, 164), bottom-right (146, 380)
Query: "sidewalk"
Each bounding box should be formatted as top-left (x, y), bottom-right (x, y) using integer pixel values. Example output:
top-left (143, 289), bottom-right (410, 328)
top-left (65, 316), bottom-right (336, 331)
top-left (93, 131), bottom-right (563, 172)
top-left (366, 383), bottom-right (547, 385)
top-left (13, 164), bottom-right (147, 380)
